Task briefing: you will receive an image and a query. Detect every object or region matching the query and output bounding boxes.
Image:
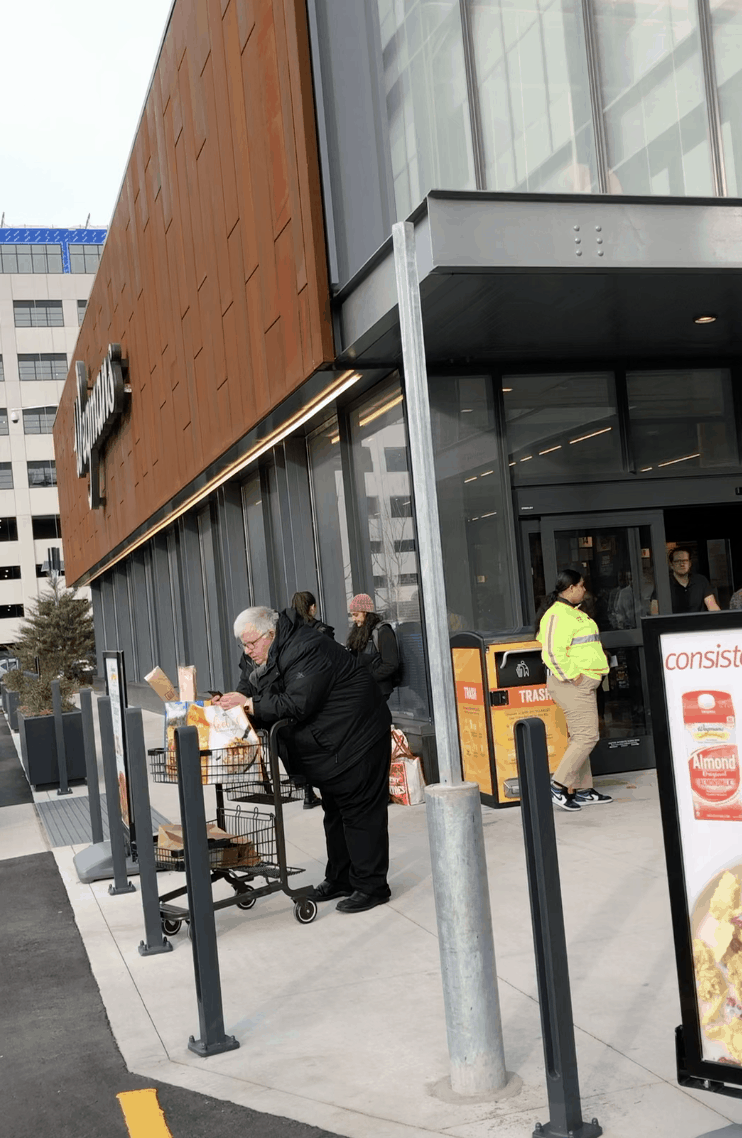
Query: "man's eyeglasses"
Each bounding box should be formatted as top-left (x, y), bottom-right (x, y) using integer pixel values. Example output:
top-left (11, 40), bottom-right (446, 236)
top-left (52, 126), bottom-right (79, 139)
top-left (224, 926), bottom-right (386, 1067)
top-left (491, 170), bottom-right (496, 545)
top-left (241, 632), bottom-right (267, 651)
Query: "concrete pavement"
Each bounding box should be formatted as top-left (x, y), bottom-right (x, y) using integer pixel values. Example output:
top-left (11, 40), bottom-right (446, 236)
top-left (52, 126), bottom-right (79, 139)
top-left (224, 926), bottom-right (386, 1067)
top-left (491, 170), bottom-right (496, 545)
top-left (5, 696), bottom-right (742, 1137)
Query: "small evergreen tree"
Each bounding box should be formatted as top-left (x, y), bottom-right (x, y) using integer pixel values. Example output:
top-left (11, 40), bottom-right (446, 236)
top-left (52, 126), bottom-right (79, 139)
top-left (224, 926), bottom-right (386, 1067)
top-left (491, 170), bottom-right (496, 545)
top-left (5, 578), bottom-right (95, 714)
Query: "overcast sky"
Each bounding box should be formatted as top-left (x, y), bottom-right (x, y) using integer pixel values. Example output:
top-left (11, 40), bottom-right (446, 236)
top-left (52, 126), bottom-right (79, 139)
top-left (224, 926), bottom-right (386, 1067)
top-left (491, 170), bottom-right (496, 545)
top-left (0, 0), bottom-right (175, 230)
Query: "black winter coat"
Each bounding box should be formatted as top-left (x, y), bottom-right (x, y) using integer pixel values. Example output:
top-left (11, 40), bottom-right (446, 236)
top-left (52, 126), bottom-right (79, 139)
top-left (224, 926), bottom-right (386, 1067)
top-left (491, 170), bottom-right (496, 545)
top-left (237, 608), bottom-right (391, 783)
top-left (352, 621), bottom-right (400, 697)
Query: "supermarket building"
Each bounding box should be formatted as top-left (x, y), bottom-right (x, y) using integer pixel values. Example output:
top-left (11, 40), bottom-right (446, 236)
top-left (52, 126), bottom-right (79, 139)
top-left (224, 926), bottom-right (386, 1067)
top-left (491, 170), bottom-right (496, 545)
top-left (55, 0), bottom-right (742, 773)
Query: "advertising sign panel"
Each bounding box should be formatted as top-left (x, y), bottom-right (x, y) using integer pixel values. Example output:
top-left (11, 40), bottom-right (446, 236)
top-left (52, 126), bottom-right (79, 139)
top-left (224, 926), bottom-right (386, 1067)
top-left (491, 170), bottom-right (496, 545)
top-left (103, 651), bottom-right (133, 844)
top-left (644, 612), bottom-right (742, 1092)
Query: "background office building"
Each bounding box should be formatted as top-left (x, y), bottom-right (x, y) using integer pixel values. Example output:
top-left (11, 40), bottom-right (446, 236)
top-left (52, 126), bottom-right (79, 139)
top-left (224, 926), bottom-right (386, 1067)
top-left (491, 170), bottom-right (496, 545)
top-left (55, 0), bottom-right (742, 773)
top-left (0, 228), bottom-right (104, 646)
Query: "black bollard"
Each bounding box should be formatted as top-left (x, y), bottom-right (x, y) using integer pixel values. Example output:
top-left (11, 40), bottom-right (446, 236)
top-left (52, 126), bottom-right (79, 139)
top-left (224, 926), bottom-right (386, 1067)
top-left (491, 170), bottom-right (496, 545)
top-left (80, 689), bottom-right (104, 844)
top-left (98, 696), bottom-right (136, 895)
top-left (175, 725), bottom-right (239, 1057)
top-left (126, 708), bottom-right (172, 956)
top-left (51, 679), bottom-right (72, 796)
top-left (515, 717), bottom-right (602, 1138)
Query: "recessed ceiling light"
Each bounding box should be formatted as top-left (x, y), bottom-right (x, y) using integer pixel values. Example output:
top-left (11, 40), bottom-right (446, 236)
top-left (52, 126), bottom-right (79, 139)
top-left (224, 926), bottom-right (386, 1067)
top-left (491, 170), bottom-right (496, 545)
top-left (694, 314), bottom-right (717, 324)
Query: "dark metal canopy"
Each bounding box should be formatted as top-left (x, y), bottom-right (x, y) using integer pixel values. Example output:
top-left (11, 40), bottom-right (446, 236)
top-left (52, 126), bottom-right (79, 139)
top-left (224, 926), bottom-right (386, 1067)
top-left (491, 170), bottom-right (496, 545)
top-left (336, 192), bottom-right (742, 365)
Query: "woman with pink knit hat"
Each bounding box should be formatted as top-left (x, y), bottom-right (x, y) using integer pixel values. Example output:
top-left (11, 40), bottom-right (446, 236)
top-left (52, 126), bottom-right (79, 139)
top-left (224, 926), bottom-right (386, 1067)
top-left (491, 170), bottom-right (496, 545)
top-left (347, 593), bottom-right (400, 701)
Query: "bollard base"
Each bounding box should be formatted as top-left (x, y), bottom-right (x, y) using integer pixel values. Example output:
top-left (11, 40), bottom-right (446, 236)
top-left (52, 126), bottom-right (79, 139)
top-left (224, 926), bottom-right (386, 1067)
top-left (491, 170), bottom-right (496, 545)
top-left (188, 1033), bottom-right (240, 1057)
top-left (138, 938), bottom-right (173, 956)
top-left (56, 787), bottom-right (73, 796)
top-left (533, 1117), bottom-right (602, 1138)
top-left (108, 881), bottom-right (136, 895)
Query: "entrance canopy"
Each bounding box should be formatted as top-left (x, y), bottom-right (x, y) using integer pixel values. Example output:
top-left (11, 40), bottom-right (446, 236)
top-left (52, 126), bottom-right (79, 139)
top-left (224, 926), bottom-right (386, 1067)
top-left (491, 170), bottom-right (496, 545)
top-left (337, 192), bottom-right (742, 364)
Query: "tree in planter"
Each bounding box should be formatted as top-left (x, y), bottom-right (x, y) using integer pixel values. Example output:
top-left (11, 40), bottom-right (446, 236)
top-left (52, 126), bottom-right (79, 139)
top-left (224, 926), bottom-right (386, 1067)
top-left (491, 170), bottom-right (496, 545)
top-left (6, 578), bottom-right (95, 715)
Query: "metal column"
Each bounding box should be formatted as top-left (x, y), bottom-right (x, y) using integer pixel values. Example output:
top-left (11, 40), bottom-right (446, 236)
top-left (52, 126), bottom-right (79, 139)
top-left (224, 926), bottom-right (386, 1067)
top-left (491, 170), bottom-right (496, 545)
top-left (393, 220), bottom-right (507, 1096)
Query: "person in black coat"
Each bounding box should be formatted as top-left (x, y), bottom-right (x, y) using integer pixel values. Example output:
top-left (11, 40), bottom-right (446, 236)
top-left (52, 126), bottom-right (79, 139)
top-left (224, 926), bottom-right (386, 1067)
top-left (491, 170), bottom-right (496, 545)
top-left (214, 605), bottom-right (393, 913)
top-left (290, 590), bottom-right (332, 808)
top-left (346, 593), bottom-right (400, 700)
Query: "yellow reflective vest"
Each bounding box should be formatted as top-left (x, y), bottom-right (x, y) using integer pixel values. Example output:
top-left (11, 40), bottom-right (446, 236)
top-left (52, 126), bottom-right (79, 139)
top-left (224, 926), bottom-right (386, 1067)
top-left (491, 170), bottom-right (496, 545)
top-left (537, 600), bottom-right (609, 682)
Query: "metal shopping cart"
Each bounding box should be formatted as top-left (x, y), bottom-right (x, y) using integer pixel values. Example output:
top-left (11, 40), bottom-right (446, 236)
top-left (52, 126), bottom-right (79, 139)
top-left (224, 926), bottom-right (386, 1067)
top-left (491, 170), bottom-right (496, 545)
top-left (148, 720), bottom-right (318, 933)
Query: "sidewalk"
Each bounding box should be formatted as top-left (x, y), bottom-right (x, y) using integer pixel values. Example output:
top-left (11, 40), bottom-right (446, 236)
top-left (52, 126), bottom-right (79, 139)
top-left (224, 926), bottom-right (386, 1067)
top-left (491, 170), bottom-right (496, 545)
top-left (10, 698), bottom-right (742, 1138)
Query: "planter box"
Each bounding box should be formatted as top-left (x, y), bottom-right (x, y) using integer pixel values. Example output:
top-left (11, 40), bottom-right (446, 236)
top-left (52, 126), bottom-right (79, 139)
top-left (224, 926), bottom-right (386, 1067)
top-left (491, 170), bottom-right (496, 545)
top-left (17, 710), bottom-right (86, 790)
top-left (6, 689), bottom-right (20, 732)
top-left (1, 683), bottom-right (7, 715)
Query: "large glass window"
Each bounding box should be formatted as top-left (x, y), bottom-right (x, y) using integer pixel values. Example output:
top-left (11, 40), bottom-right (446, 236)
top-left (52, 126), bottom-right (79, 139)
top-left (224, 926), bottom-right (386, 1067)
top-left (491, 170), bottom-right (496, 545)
top-left (27, 460), bottom-right (57, 487)
top-left (471, 0), bottom-right (597, 192)
top-left (429, 375), bottom-right (517, 632)
top-left (350, 383), bottom-right (428, 719)
top-left (242, 473), bottom-right (272, 607)
top-left (594, 0), bottom-right (713, 195)
top-left (504, 372), bottom-right (622, 480)
top-left (711, 0), bottom-right (742, 195)
top-left (308, 418), bottom-right (354, 640)
top-left (23, 407), bottom-right (56, 434)
top-left (13, 300), bottom-right (64, 328)
top-left (375, 0), bottom-right (476, 219)
top-left (18, 353), bottom-right (68, 381)
top-left (69, 244), bottom-right (103, 274)
top-left (627, 368), bottom-right (737, 473)
top-left (0, 244), bottom-right (63, 274)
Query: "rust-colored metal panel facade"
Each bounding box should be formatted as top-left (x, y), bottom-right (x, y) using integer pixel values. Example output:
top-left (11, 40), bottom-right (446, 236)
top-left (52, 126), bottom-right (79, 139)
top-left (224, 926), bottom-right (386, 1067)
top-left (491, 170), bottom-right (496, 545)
top-left (54, 0), bottom-right (334, 585)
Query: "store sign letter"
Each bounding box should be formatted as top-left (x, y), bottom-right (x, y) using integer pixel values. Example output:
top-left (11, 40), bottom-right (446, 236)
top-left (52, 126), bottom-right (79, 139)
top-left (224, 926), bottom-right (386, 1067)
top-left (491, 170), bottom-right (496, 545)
top-left (73, 344), bottom-right (128, 509)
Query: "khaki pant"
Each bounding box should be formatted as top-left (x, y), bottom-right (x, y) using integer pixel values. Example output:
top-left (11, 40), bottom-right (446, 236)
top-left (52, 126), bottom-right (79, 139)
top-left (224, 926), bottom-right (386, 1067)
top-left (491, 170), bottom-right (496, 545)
top-left (547, 674), bottom-right (602, 790)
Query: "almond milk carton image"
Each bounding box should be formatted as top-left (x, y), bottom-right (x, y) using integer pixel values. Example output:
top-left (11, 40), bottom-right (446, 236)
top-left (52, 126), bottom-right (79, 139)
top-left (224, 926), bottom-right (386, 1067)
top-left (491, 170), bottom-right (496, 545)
top-left (684, 691), bottom-right (742, 821)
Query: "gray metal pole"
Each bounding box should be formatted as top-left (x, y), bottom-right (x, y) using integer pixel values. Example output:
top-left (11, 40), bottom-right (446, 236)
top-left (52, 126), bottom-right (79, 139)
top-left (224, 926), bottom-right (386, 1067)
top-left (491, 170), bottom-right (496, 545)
top-left (80, 688), bottom-right (104, 844)
top-left (98, 696), bottom-right (136, 896)
top-left (175, 725), bottom-right (239, 1057)
top-left (51, 679), bottom-right (72, 796)
top-left (126, 708), bottom-right (172, 956)
top-left (392, 219), bottom-right (507, 1095)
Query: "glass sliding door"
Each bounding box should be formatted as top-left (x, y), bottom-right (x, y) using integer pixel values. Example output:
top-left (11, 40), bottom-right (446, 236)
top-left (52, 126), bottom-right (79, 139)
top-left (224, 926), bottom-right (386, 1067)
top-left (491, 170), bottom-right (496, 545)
top-left (307, 417), bottom-right (354, 640)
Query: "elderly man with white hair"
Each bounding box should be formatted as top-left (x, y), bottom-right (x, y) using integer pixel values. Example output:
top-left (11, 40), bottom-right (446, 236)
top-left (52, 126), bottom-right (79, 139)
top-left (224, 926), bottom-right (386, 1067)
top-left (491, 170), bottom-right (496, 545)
top-left (214, 604), bottom-right (393, 913)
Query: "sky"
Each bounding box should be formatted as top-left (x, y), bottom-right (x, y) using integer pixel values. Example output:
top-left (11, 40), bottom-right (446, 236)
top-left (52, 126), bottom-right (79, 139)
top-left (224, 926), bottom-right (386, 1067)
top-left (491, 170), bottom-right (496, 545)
top-left (0, 0), bottom-right (175, 230)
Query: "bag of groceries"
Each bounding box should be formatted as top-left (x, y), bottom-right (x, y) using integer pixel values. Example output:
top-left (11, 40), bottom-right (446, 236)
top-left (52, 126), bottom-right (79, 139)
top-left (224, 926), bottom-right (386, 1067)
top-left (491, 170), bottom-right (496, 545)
top-left (163, 701), bottom-right (263, 783)
top-left (389, 727), bottom-right (426, 805)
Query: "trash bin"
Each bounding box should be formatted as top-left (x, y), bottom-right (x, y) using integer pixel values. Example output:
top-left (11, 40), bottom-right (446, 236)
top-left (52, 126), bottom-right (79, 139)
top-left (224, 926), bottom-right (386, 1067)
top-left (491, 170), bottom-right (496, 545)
top-left (451, 632), bottom-right (569, 807)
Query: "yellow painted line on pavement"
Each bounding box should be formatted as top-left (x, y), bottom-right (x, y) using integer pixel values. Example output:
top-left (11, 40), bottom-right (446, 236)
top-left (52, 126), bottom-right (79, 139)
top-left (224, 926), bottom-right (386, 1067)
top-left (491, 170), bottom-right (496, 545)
top-left (117, 1089), bottom-right (173, 1137)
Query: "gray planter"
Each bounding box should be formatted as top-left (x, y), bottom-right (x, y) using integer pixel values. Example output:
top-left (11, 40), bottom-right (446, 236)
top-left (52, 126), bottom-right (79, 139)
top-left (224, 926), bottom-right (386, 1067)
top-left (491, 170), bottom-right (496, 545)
top-left (6, 689), bottom-right (20, 732)
top-left (1, 683), bottom-right (7, 715)
top-left (17, 710), bottom-right (86, 790)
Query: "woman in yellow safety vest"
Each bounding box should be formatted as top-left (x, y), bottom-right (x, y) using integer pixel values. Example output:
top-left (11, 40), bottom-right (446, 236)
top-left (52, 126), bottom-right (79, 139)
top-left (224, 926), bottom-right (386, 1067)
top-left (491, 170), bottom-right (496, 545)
top-left (535, 569), bottom-right (612, 812)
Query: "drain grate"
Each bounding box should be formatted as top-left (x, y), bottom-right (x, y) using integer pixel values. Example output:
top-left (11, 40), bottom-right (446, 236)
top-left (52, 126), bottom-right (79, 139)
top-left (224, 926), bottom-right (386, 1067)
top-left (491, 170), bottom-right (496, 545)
top-left (37, 794), bottom-right (169, 848)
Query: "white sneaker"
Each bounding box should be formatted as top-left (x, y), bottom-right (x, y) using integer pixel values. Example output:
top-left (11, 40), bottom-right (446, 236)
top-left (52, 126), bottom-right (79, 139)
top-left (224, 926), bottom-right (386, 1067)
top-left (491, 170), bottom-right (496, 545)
top-left (550, 782), bottom-right (581, 811)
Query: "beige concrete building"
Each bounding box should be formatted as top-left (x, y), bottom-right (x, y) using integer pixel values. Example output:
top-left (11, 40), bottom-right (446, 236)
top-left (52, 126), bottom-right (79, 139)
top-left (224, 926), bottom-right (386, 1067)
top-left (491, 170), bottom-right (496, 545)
top-left (0, 229), bottom-right (105, 648)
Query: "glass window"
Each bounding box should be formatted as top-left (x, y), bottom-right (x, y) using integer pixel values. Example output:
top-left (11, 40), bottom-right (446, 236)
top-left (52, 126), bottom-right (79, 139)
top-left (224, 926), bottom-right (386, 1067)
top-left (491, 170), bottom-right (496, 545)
top-left (23, 407), bottom-right (56, 435)
top-left (31, 515), bottom-right (61, 540)
top-left (0, 518), bottom-right (18, 542)
top-left (0, 464), bottom-right (13, 490)
top-left (627, 368), bottom-right (737, 473)
top-left (504, 372), bottom-right (622, 480)
top-left (69, 244), bottom-right (103, 274)
top-left (307, 417), bottom-right (354, 640)
top-left (0, 244), bottom-right (62, 273)
top-left (18, 353), bottom-right (68, 381)
top-left (242, 473), bottom-right (272, 607)
top-left (13, 300), bottom-right (64, 327)
top-left (0, 409), bottom-right (7, 436)
top-left (77, 299), bottom-right (87, 326)
top-left (429, 375), bottom-right (518, 632)
top-left (470, 0), bottom-right (598, 192)
top-left (350, 382), bottom-right (429, 719)
top-left (711, 0), bottom-right (742, 195)
top-left (27, 460), bottom-right (57, 487)
top-left (375, 0), bottom-right (476, 219)
top-left (0, 566), bottom-right (21, 580)
top-left (0, 357), bottom-right (3, 382)
top-left (0, 605), bottom-right (24, 619)
top-left (593, 0), bottom-right (713, 195)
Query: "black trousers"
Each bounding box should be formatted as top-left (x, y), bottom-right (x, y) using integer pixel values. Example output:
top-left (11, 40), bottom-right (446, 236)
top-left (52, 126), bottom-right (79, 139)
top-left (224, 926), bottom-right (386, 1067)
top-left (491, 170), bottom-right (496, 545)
top-left (316, 733), bottom-right (391, 898)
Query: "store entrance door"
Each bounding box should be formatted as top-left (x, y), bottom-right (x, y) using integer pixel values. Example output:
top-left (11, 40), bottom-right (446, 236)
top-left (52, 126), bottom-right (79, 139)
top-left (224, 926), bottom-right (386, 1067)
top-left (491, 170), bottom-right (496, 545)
top-left (538, 511), bottom-right (671, 774)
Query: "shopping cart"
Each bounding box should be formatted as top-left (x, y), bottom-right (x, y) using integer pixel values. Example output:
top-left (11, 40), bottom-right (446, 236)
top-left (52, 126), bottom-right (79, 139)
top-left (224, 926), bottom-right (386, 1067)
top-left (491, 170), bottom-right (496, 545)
top-left (148, 719), bottom-right (319, 932)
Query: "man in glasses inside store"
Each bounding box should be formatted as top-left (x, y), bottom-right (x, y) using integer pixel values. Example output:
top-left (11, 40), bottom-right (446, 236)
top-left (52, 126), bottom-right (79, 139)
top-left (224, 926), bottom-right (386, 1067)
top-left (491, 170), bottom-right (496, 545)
top-left (668, 547), bottom-right (720, 613)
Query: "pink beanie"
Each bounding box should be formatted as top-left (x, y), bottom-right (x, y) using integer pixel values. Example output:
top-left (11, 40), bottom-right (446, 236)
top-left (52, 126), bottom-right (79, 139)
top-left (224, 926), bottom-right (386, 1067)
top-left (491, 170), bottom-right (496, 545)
top-left (348, 593), bottom-right (375, 613)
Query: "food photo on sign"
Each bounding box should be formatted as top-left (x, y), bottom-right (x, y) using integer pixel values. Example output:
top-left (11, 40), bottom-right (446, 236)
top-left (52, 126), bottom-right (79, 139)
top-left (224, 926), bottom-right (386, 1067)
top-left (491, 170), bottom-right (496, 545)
top-left (658, 625), bottom-right (742, 1068)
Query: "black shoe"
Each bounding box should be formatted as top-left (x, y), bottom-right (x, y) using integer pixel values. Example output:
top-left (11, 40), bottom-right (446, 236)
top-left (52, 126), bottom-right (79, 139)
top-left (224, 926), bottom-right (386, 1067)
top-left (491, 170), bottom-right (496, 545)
top-left (303, 787), bottom-right (322, 809)
top-left (336, 890), bottom-right (391, 914)
top-left (573, 787), bottom-right (613, 805)
top-left (306, 879), bottom-right (352, 902)
top-left (550, 782), bottom-right (581, 812)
